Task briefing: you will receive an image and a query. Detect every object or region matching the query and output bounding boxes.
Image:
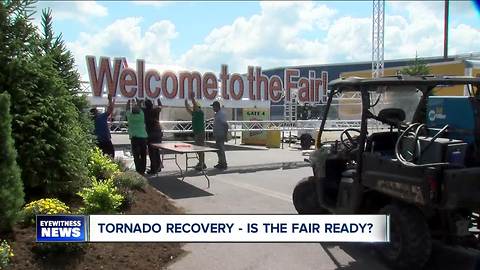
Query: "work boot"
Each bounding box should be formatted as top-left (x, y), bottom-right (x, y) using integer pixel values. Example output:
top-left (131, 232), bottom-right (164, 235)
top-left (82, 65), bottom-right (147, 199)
top-left (214, 164), bottom-right (227, 170)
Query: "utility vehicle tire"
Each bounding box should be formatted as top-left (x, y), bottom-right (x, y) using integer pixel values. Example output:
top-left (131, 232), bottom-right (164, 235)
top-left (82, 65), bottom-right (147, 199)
top-left (377, 204), bottom-right (432, 270)
top-left (300, 134), bottom-right (313, 150)
top-left (293, 177), bottom-right (327, 214)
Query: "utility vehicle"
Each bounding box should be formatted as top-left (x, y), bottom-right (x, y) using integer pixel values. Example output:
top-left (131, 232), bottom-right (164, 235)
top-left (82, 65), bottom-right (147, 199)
top-left (293, 75), bottom-right (480, 269)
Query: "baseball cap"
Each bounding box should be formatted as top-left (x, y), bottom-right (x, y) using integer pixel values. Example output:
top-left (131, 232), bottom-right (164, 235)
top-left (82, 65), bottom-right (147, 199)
top-left (210, 101), bottom-right (220, 107)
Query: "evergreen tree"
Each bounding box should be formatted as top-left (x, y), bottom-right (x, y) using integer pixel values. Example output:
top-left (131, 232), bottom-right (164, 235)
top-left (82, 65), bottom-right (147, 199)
top-left (0, 0), bottom-right (91, 197)
top-left (0, 93), bottom-right (25, 232)
top-left (41, 9), bottom-right (95, 139)
top-left (400, 53), bottom-right (431, 76)
top-left (40, 9), bottom-right (89, 114)
top-left (40, 8), bottom-right (93, 138)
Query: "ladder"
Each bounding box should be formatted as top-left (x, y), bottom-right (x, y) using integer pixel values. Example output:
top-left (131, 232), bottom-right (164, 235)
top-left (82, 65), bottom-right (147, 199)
top-left (283, 93), bottom-right (298, 144)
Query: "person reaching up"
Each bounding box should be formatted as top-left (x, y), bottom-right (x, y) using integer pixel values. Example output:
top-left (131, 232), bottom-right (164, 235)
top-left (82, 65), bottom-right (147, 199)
top-left (144, 99), bottom-right (163, 174)
top-left (90, 94), bottom-right (115, 158)
top-left (185, 97), bottom-right (206, 171)
top-left (126, 98), bottom-right (148, 175)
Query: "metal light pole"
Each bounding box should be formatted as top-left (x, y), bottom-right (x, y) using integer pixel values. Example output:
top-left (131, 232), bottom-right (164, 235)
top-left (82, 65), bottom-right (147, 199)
top-left (444, 0), bottom-right (449, 59)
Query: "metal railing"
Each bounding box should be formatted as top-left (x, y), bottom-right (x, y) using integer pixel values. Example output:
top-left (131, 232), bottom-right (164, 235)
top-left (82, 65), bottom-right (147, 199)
top-left (110, 119), bottom-right (389, 134)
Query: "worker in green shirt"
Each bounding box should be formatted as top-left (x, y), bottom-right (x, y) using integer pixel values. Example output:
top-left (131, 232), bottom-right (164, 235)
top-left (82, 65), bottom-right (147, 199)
top-left (126, 99), bottom-right (148, 175)
top-left (185, 97), bottom-right (206, 170)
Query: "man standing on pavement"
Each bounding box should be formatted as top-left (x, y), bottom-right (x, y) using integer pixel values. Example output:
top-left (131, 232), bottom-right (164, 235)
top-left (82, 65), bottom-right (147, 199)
top-left (211, 101), bottom-right (228, 169)
top-left (90, 94), bottom-right (115, 158)
top-left (144, 99), bottom-right (163, 174)
top-left (185, 98), bottom-right (206, 170)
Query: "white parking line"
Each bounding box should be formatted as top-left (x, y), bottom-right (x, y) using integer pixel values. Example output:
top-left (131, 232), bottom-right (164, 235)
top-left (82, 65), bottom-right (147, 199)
top-left (216, 178), bottom-right (293, 203)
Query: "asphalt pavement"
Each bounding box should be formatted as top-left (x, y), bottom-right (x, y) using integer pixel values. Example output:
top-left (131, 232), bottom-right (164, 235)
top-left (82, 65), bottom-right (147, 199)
top-left (114, 136), bottom-right (480, 270)
top-left (154, 167), bottom-right (388, 270)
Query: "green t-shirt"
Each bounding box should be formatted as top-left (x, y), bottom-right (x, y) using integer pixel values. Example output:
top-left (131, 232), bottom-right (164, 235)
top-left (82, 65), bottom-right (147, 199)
top-left (126, 111), bottom-right (148, 139)
top-left (192, 110), bottom-right (205, 134)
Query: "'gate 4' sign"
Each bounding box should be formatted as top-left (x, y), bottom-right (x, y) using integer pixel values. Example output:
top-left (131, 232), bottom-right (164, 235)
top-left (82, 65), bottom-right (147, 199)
top-left (242, 108), bottom-right (270, 145)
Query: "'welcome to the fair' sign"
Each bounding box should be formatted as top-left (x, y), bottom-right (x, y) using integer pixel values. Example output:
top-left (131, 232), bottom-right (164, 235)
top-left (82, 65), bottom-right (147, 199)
top-left (86, 56), bottom-right (328, 104)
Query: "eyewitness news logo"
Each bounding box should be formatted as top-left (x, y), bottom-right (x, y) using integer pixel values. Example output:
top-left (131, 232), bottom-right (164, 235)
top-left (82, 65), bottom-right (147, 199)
top-left (36, 215), bottom-right (87, 242)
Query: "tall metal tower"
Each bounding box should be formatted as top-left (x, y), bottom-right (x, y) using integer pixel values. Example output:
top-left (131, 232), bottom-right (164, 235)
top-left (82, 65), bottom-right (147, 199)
top-left (372, 0), bottom-right (385, 78)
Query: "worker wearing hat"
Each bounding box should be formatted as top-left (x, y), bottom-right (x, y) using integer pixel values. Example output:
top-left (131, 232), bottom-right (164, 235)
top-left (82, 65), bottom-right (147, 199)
top-left (211, 101), bottom-right (228, 169)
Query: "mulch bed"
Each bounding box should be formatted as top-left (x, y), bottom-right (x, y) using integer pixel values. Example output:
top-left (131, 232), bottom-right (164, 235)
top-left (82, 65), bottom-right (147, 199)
top-left (5, 185), bottom-right (185, 270)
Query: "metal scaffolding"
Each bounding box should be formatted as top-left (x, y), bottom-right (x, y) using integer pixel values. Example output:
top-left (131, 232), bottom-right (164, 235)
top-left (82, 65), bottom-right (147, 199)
top-left (372, 0), bottom-right (385, 78)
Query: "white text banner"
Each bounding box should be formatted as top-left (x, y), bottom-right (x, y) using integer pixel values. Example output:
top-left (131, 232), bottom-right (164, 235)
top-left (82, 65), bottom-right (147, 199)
top-left (88, 214), bottom-right (389, 242)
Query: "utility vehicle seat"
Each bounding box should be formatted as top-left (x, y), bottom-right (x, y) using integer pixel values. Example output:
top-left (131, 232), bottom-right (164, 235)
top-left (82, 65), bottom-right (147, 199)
top-left (365, 108), bottom-right (405, 156)
top-left (365, 132), bottom-right (399, 156)
top-left (341, 169), bottom-right (356, 178)
top-left (378, 108), bottom-right (405, 125)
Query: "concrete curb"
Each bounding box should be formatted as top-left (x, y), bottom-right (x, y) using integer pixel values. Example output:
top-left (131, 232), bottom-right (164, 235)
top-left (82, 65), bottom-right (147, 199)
top-left (150, 160), bottom-right (310, 178)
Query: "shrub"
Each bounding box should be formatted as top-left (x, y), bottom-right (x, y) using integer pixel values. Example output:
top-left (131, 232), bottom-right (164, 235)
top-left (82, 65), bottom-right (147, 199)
top-left (77, 178), bottom-right (123, 214)
top-left (0, 93), bottom-right (25, 232)
top-left (118, 188), bottom-right (136, 211)
top-left (87, 147), bottom-right (120, 181)
top-left (32, 242), bottom-right (85, 256)
top-left (21, 198), bottom-right (70, 225)
top-left (113, 171), bottom-right (148, 191)
top-left (0, 240), bottom-right (14, 269)
top-left (113, 158), bottom-right (129, 172)
top-left (1, 1), bottom-right (92, 197)
top-left (112, 171), bottom-right (147, 210)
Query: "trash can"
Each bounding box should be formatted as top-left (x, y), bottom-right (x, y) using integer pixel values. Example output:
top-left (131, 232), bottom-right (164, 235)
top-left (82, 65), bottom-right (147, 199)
top-left (266, 130), bottom-right (281, 148)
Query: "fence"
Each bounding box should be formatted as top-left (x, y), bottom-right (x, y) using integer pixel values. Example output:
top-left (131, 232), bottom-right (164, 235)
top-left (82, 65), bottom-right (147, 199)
top-left (110, 119), bottom-right (389, 134)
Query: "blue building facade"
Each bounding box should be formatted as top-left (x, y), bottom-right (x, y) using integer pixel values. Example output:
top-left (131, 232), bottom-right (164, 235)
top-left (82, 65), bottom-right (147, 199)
top-left (260, 56), bottom-right (458, 119)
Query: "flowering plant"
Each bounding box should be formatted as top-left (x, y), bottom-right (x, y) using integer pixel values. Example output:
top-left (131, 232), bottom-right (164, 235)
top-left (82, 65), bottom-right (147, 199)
top-left (22, 198), bottom-right (70, 225)
top-left (0, 240), bottom-right (14, 269)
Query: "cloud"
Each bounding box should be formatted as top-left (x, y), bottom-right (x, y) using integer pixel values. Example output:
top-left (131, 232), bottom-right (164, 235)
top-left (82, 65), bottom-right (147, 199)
top-left (449, 24), bottom-right (480, 56)
top-left (67, 17), bottom-right (179, 79)
top-left (66, 0), bottom-right (480, 81)
top-left (324, 16), bottom-right (371, 62)
top-left (175, 0), bottom-right (477, 71)
top-left (75, 1), bottom-right (108, 18)
top-left (35, 1), bottom-right (108, 23)
top-left (390, 1), bottom-right (476, 19)
top-left (178, 1), bottom-right (337, 73)
top-left (132, 1), bottom-right (172, 8)
top-left (325, 0), bottom-right (479, 62)
top-left (384, 1), bottom-right (479, 59)
top-left (177, 0), bottom-right (479, 71)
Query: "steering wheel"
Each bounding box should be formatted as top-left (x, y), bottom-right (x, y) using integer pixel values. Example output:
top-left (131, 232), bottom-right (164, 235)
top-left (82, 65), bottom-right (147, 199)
top-left (395, 123), bottom-right (449, 167)
top-left (340, 128), bottom-right (362, 151)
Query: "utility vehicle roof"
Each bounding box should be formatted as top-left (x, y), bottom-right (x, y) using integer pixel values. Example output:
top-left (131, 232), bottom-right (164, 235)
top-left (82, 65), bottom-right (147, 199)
top-left (328, 75), bottom-right (480, 92)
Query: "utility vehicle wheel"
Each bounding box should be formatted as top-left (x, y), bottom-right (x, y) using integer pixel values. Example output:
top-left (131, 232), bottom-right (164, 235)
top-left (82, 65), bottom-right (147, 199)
top-left (300, 134), bottom-right (313, 150)
top-left (293, 177), bottom-right (327, 214)
top-left (377, 204), bottom-right (432, 270)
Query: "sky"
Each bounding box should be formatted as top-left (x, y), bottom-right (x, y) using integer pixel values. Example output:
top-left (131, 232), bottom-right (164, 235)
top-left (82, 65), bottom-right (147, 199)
top-left (32, 1), bottom-right (480, 80)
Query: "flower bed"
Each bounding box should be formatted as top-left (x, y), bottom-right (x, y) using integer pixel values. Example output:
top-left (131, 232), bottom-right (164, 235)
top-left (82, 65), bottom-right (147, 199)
top-left (8, 185), bottom-right (184, 269)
